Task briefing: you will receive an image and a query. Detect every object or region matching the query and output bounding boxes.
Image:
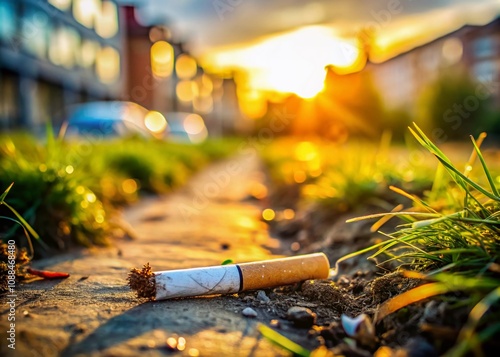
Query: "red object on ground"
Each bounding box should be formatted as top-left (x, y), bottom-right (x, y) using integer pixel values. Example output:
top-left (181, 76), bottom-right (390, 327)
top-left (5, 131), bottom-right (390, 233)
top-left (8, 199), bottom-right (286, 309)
top-left (27, 268), bottom-right (70, 279)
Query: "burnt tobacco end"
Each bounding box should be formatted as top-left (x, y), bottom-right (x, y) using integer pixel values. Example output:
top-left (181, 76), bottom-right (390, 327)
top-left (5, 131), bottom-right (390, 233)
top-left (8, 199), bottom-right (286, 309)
top-left (127, 262), bottom-right (156, 300)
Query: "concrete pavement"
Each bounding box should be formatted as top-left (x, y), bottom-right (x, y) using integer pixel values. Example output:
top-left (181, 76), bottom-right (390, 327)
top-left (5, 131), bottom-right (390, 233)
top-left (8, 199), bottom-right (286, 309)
top-left (1, 153), bottom-right (291, 357)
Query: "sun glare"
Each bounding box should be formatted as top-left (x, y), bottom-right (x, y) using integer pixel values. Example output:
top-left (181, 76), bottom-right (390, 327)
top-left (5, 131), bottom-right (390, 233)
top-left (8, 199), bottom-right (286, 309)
top-left (203, 26), bottom-right (361, 98)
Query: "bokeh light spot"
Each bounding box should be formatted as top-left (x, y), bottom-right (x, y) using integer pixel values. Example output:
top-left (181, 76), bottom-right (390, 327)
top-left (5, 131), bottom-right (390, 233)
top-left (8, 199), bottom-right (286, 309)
top-left (295, 142), bottom-right (317, 161)
top-left (262, 208), bottom-right (276, 221)
top-left (145, 110), bottom-right (167, 133)
top-left (122, 179), bottom-right (138, 194)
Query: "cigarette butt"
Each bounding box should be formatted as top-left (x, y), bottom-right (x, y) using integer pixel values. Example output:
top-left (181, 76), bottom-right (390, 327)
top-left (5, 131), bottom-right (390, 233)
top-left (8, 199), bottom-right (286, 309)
top-left (128, 253), bottom-right (330, 300)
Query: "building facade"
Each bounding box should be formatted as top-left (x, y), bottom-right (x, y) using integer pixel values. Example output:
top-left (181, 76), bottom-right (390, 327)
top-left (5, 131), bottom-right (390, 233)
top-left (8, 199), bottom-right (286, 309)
top-left (368, 17), bottom-right (500, 113)
top-left (122, 5), bottom-right (243, 137)
top-left (0, 0), bottom-right (124, 133)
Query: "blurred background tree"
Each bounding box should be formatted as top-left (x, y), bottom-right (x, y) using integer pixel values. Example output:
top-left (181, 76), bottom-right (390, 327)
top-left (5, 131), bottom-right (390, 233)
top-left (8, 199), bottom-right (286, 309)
top-left (417, 70), bottom-right (500, 141)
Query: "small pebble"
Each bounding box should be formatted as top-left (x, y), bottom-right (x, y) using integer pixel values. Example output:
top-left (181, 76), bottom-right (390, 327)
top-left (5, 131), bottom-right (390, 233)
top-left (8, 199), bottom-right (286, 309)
top-left (256, 290), bottom-right (270, 303)
top-left (287, 306), bottom-right (317, 328)
top-left (242, 307), bottom-right (258, 318)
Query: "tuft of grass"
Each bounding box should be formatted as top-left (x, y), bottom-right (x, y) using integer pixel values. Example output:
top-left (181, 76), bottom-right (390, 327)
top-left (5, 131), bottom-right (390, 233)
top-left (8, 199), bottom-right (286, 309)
top-left (347, 125), bottom-right (499, 274)
top-left (345, 123), bottom-right (500, 356)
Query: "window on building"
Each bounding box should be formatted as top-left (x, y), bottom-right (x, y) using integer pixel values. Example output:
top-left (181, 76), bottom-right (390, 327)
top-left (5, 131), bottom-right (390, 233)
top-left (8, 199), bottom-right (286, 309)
top-left (73, 0), bottom-right (99, 29)
top-left (79, 38), bottom-right (99, 69)
top-left (49, 26), bottom-right (80, 68)
top-left (96, 46), bottom-right (120, 83)
top-left (0, 0), bottom-right (17, 42)
top-left (95, 1), bottom-right (118, 38)
top-left (21, 7), bottom-right (50, 59)
top-left (474, 37), bottom-right (494, 58)
top-left (49, 0), bottom-right (72, 12)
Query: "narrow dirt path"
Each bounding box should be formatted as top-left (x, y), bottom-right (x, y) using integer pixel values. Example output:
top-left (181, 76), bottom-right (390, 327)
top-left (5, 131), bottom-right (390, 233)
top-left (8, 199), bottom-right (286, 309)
top-left (1, 153), bottom-right (292, 357)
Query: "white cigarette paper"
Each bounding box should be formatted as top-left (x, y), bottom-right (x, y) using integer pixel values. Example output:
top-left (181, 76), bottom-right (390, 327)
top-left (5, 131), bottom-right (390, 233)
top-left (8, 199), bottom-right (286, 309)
top-left (154, 253), bottom-right (329, 300)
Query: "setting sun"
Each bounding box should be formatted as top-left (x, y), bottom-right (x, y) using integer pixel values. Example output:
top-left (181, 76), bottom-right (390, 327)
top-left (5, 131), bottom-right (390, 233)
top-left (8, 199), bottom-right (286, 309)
top-left (202, 26), bottom-right (363, 98)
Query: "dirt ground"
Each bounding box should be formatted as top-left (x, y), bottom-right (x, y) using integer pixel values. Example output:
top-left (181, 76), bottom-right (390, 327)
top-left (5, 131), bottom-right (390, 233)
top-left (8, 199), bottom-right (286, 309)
top-left (1, 152), bottom-right (495, 356)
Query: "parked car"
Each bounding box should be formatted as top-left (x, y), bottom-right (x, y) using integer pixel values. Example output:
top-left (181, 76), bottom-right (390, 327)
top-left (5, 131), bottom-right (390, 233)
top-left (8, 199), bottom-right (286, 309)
top-left (163, 112), bottom-right (208, 143)
top-left (59, 101), bottom-right (164, 139)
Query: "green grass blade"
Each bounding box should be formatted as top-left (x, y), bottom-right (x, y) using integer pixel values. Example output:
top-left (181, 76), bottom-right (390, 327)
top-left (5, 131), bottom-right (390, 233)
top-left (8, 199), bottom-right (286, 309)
top-left (258, 324), bottom-right (310, 357)
top-left (409, 124), bottom-right (453, 165)
top-left (0, 182), bottom-right (14, 203)
top-left (434, 156), bottom-right (500, 201)
top-left (0, 215), bottom-right (35, 259)
top-left (470, 135), bottom-right (500, 197)
top-left (2, 201), bottom-right (40, 240)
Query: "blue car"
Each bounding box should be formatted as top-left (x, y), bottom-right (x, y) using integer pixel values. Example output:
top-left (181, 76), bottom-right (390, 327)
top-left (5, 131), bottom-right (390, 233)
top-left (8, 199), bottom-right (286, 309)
top-left (59, 101), bottom-right (160, 139)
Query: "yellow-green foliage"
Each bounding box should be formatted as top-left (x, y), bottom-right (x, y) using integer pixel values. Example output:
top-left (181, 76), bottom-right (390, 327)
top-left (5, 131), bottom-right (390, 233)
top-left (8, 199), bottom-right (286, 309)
top-left (0, 133), bottom-right (236, 254)
top-left (261, 135), bottom-right (437, 212)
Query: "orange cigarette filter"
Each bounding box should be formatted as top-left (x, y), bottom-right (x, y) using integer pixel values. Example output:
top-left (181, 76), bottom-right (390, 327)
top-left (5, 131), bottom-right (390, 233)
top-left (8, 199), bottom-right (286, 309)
top-left (239, 253), bottom-right (330, 290)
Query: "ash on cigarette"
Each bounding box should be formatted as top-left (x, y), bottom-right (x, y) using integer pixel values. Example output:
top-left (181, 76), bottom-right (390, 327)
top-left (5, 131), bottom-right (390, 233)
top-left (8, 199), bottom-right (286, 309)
top-left (128, 262), bottom-right (156, 299)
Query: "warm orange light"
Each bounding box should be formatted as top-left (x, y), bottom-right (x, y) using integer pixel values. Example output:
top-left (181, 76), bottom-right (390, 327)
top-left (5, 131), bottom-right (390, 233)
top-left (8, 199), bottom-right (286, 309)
top-left (295, 141), bottom-right (317, 161)
top-left (293, 170), bottom-right (307, 183)
top-left (250, 183), bottom-right (268, 199)
top-left (262, 208), bottom-right (276, 221)
top-left (176, 54), bottom-right (198, 80)
top-left (144, 111), bottom-right (167, 133)
top-left (238, 90), bottom-right (267, 119)
top-left (203, 25), bottom-right (361, 97)
top-left (197, 74), bottom-right (213, 97)
top-left (176, 80), bottom-right (197, 102)
top-left (283, 209), bottom-right (295, 220)
top-left (151, 41), bottom-right (174, 78)
top-left (122, 179), bottom-right (138, 194)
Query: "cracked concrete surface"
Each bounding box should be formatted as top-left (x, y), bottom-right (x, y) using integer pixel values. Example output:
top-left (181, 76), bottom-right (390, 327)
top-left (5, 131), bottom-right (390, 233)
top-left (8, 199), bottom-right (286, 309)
top-left (0, 153), bottom-right (291, 357)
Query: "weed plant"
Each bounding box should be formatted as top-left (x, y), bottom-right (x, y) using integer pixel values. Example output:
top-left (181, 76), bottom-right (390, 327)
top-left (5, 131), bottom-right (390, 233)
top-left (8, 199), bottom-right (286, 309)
top-left (345, 124), bottom-right (500, 356)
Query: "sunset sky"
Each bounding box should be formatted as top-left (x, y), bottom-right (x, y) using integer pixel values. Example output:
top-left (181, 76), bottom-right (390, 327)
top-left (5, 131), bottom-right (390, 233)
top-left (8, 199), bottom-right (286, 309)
top-left (124, 0), bottom-right (500, 97)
